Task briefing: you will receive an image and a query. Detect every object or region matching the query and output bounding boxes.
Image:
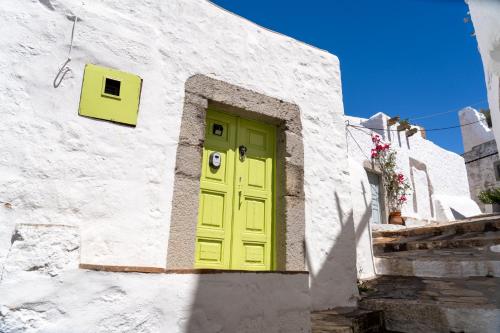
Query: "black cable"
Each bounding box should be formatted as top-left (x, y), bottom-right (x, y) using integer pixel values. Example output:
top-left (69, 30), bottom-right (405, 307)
top-left (464, 152), bottom-right (499, 164)
top-left (407, 99), bottom-right (487, 121)
top-left (347, 119), bottom-right (483, 133)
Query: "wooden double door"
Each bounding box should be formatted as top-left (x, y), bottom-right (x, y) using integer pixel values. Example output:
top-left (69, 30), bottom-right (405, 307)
top-left (194, 108), bottom-right (275, 271)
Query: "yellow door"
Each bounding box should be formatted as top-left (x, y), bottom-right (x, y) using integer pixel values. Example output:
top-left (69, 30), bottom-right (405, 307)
top-left (195, 108), bottom-right (275, 270)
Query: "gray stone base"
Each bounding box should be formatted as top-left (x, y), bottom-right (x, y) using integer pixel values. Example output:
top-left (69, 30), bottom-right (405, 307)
top-left (375, 248), bottom-right (500, 278)
top-left (360, 276), bottom-right (500, 333)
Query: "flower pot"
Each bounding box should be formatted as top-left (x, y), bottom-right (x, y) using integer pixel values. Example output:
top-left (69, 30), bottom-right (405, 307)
top-left (389, 211), bottom-right (405, 225)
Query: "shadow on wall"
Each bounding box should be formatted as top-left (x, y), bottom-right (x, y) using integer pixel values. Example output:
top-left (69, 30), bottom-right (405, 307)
top-left (350, 159), bottom-right (377, 279)
top-left (409, 158), bottom-right (434, 220)
top-left (183, 272), bottom-right (310, 332)
top-left (450, 208), bottom-right (466, 220)
top-left (306, 192), bottom-right (360, 310)
top-left (184, 192), bottom-right (361, 332)
top-left (354, 180), bottom-right (376, 279)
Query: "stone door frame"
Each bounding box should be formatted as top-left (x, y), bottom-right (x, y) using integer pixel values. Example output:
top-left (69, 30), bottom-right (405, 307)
top-left (166, 75), bottom-right (305, 271)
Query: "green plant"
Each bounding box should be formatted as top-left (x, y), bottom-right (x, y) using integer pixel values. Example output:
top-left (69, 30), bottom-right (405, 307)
top-left (397, 118), bottom-right (411, 131)
top-left (371, 134), bottom-right (412, 212)
top-left (478, 188), bottom-right (500, 204)
top-left (357, 279), bottom-right (372, 293)
top-left (480, 109), bottom-right (492, 128)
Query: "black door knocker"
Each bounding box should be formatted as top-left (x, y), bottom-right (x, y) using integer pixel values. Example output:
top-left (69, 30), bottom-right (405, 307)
top-left (239, 145), bottom-right (247, 160)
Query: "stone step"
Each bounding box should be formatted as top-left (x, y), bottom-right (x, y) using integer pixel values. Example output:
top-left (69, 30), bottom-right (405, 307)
top-left (373, 215), bottom-right (500, 240)
top-left (374, 247), bottom-right (500, 278)
top-left (373, 231), bottom-right (500, 254)
top-left (311, 308), bottom-right (386, 333)
top-left (359, 275), bottom-right (500, 333)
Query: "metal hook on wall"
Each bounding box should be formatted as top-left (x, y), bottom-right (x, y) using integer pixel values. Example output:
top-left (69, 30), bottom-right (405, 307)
top-left (53, 15), bottom-right (78, 88)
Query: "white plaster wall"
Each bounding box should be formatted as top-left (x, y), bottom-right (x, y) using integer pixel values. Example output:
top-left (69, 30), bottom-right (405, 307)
top-left (0, 0), bottom-right (356, 310)
top-left (459, 107), bottom-right (494, 152)
top-left (412, 167), bottom-right (432, 220)
top-left (1, 225), bottom-right (310, 332)
top-left (2, 273), bottom-right (310, 331)
top-left (346, 113), bottom-right (480, 223)
top-left (0, 271), bottom-right (310, 333)
top-left (349, 159), bottom-right (376, 280)
top-left (467, 0), bottom-right (500, 154)
top-left (1, 271), bottom-right (310, 333)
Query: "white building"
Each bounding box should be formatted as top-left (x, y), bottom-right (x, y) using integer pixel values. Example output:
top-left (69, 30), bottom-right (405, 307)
top-left (0, 1), bottom-right (486, 331)
top-left (467, 0), bottom-right (500, 153)
top-left (459, 107), bottom-right (500, 212)
top-left (346, 112), bottom-right (481, 278)
top-left (0, 0), bottom-right (357, 331)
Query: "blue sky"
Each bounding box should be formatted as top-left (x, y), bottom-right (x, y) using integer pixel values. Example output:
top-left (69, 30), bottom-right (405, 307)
top-left (210, 0), bottom-right (488, 154)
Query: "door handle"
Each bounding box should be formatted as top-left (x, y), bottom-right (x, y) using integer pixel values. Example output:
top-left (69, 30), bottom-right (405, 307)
top-left (239, 145), bottom-right (247, 160)
top-left (238, 176), bottom-right (243, 208)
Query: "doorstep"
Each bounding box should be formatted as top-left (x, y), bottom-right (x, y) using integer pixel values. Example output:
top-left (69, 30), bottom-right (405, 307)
top-left (79, 263), bottom-right (308, 275)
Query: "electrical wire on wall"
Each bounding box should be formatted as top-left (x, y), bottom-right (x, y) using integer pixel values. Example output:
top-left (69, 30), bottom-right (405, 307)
top-left (346, 125), bottom-right (371, 161)
top-left (53, 15), bottom-right (78, 88)
top-left (346, 97), bottom-right (489, 141)
top-left (344, 112), bottom-right (488, 156)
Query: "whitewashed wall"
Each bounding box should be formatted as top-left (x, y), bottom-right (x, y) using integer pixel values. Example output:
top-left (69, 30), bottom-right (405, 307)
top-left (1, 272), bottom-right (310, 333)
top-left (459, 107), bottom-right (494, 152)
top-left (346, 113), bottom-right (480, 223)
top-left (349, 159), bottom-right (376, 280)
top-left (0, 0), bottom-right (357, 319)
top-left (348, 112), bottom-right (482, 279)
top-left (0, 225), bottom-right (310, 333)
top-left (467, 0), bottom-right (500, 154)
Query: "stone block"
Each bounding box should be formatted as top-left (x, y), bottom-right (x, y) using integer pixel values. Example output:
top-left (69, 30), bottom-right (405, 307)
top-left (284, 195), bottom-right (306, 270)
top-left (285, 163), bottom-right (304, 197)
top-left (167, 175), bottom-right (200, 269)
top-left (175, 143), bottom-right (203, 179)
top-left (285, 130), bottom-right (304, 167)
top-left (278, 104), bottom-right (302, 136)
top-left (178, 102), bottom-right (206, 147)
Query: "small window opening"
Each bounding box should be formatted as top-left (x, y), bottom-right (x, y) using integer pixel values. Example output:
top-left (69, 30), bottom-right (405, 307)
top-left (213, 124), bottom-right (223, 136)
top-left (104, 78), bottom-right (121, 97)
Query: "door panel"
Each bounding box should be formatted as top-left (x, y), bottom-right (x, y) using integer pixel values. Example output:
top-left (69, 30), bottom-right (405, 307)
top-left (195, 110), bottom-right (237, 269)
top-left (232, 118), bottom-right (275, 270)
top-left (195, 109), bottom-right (275, 270)
top-left (367, 172), bottom-right (383, 225)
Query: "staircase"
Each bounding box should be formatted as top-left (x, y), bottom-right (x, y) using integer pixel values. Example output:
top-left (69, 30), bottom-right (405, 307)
top-left (311, 308), bottom-right (387, 333)
top-left (359, 215), bottom-right (500, 333)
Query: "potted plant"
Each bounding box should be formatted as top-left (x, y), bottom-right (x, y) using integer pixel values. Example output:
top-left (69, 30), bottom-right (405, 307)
top-left (478, 188), bottom-right (500, 213)
top-left (396, 119), bottom-right (411, 132)
top-left (370, 134), bottom-right (412, 225)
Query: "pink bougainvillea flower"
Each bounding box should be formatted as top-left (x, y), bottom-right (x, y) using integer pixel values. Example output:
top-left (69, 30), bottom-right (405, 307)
top-left (369, 134), bottom-right (412, 211)
top-left (371, 134), bottom-right (381, 144)
top-left (397, 173), bottom-right (405, 183)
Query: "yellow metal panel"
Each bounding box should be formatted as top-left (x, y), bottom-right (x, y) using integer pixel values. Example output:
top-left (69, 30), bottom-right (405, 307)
top-left (78, 64), bottom-right (142, 126)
